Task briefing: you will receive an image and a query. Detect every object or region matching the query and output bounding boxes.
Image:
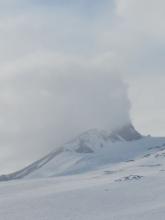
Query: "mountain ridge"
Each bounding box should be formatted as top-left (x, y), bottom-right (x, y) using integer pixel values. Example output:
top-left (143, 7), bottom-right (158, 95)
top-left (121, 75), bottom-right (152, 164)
top-left (1, 124), bottom-right (163, 181)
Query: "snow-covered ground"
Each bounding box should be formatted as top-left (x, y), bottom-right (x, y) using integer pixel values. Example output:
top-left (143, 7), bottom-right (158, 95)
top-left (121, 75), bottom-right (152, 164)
top-left (1, 126), bottom-right (165, 219)
top-left (1, 146), bottom-right (165, 220)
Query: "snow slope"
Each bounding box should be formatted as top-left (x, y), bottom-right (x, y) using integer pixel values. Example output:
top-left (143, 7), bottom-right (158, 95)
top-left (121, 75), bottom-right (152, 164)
top-left (0, 124), bottom-right (151, 180)
top-left (1, 139), bottom-right (165, 219)
top-left (1, 125), bottom-right (165, 219)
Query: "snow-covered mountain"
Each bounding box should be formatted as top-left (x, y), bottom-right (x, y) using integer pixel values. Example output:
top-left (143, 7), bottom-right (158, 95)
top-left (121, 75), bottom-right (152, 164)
top-left (1, 124), bottom-right (165, 219)
top-left (1, 124), bottom-right (165, 181)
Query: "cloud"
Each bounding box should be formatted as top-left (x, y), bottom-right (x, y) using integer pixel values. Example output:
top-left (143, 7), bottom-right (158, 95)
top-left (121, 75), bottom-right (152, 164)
top-left (113, 0), bottom-right (165, 135)
top-left (0, 0), bottom-right (165, 172)
top-left (0, 51), bottom-right (131, 173)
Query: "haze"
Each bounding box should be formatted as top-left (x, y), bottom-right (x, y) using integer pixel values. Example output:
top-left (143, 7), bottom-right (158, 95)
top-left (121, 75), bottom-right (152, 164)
top-left (0, 0), bottom-right (165, 173)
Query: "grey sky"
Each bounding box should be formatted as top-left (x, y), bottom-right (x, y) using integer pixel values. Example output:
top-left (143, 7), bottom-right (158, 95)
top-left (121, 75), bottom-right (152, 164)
top-left (0, 0), bottom-right (165, 173)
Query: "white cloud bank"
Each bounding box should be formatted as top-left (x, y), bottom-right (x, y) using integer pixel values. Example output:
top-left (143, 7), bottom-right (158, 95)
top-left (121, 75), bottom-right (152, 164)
top-left (0, 0), bottom-right (165, 172)
top-left (0, 53), bottom-right (131, 173)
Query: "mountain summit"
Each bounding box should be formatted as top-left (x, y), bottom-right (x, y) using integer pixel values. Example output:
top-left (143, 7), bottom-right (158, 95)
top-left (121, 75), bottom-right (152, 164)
top-left (0, 124), bottom-right (158, 181)
top-left (111, 124), bottom-right (142, 141)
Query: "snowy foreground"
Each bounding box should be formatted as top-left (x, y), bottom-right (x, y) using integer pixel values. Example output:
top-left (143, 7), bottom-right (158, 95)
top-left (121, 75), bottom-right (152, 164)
top-left (1, 127), bottom-right (165, 219)
top-left (1, 152), bottom-right (165, 220)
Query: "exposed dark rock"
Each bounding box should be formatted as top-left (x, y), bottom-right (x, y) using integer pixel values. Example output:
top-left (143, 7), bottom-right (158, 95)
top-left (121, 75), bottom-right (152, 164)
top-left (115, 175), bottom-right (143, 182)
top-left (111, 124), bottom-right (142, 141)
top-left (76, 140), bottom-right (94, 153)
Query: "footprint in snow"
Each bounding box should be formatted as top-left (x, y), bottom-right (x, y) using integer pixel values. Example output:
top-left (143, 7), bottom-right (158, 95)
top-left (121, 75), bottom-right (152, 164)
top-left (143, 154), bottom-right (151, 158)
top-left (148, 146), bottom-right (161, 150)
top-left (139, 164), bottom-right (161, 168)
top-left (104, 171), bottom-right (116, 175)
top-left (126, 159), bottom-right (134, 163)
top-left (104, 169), bottom-right (123, 175)
top-left (155, 153), bottom-right (165, 158)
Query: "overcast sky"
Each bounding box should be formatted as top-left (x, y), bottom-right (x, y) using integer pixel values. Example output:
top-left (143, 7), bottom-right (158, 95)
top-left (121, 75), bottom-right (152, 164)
top-left (0, 0), bottom-right (165, 173)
